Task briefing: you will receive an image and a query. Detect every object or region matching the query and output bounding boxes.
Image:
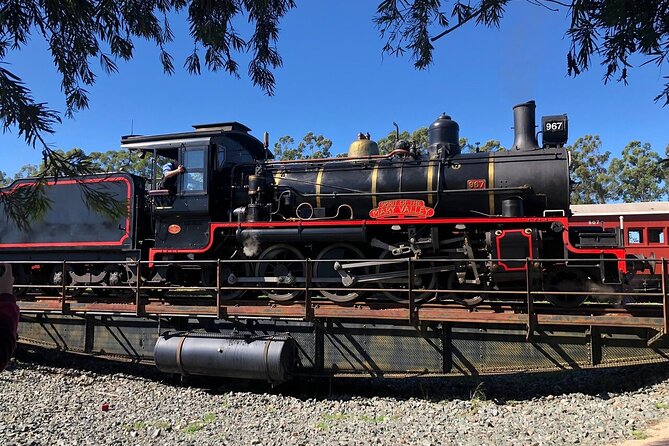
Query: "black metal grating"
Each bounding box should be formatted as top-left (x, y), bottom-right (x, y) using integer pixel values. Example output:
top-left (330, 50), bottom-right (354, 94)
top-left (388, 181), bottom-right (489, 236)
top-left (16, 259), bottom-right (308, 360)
top-left (321, 322), bottom-right (443, 375)
top-left (450, 326), bottom-right (592, 374)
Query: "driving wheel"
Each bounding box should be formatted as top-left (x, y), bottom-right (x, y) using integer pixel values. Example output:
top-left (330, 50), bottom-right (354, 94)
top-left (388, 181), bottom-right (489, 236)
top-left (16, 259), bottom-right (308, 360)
top-left (544, 266), bottom-right (590, 307)
top-left (314, 243), bottom-right (366, 303)
top-left (256, 244), bottom-right (305, 302)
top-left (375, 251), bottom-right (438, 303)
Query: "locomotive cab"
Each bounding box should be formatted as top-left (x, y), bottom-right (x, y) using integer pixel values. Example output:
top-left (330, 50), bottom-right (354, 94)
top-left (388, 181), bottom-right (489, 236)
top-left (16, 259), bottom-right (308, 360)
top-left (121, 122), bottom-right (266, 250)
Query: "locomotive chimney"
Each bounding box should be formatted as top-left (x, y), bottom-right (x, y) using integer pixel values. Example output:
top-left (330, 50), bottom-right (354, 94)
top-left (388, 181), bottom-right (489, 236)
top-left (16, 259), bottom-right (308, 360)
top-left (511, 100), bottom-right (540, 151)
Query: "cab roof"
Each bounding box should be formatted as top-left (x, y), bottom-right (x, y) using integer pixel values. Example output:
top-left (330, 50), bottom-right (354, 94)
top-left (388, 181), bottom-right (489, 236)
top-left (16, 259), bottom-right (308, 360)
top-left (120, 121), bottom-right (269, 160)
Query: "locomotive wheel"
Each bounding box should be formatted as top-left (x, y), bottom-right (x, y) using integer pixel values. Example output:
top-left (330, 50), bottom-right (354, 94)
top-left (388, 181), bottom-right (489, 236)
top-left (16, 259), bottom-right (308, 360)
top-left (440, 271), bottom-right (485, 307)
top-left (201, 258), bottom-right (252, 301)
top-left (256, 244), bottom-right (305, 302)
top-left (375, 252), bottom-right (438, 303)
top-left (314, 243), bottom-right (367, 303)
top-left (543, 267), bottom-right (589, 307)
top-left (50, 266), bottom-right (84, 298)
top-left (94, 266), bottom-right (136, 298)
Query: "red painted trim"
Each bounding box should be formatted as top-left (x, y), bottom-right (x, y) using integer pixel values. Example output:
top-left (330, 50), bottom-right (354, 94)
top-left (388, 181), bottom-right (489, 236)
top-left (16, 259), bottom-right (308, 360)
top-left (148, 216), bottom-right (571, 264)
top-left (148, 215), bottom-right (627, 276)
top-left (561, 231), bottom-right (627, 273)
top-left (0, 176), bottom-right (133, 249)
top-left (167, 216), bottom-right (569, 229)
top-left (495, 229), bottom-right (533, 271)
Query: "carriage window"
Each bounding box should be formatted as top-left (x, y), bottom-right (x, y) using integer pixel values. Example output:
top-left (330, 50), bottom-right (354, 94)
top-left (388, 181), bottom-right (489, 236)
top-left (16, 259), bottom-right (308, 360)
top-left (181, 148), bottom-right (206, 193)
top-left (628, 229), bottom-right (644, 244)
top-left (649, 228), bottom-right (665, 244)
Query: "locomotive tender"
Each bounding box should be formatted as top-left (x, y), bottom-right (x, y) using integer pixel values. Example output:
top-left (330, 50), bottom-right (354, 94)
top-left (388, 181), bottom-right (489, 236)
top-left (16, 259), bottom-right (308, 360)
top-left (0, 101), bottom-right (626, 306)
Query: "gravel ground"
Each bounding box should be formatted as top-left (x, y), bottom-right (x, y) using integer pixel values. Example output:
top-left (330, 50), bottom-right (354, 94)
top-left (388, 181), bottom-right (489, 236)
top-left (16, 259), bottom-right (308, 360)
top-left (3, 347), bottom-right (669, 446)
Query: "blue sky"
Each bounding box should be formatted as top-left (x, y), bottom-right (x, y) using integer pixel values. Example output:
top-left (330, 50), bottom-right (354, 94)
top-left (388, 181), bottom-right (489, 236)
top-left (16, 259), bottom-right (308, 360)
top-left (1, 1), bottom-right (667, 177)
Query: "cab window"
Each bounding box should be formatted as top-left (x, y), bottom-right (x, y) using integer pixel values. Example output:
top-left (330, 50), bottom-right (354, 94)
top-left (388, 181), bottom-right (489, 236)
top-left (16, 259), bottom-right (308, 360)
top-left (217, 138), bottom-right (254, 170)
top-left (181, 148), bottom-right (206, 193)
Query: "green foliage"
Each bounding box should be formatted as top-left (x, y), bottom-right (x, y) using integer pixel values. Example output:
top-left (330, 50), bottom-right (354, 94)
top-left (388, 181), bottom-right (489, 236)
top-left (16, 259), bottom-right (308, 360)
top-left (273, 133), bottom-right (333, 160)
top-left (1, 1), bottom-right (295, 127)
top-left (461, 138), bottom-right (505, 153)
top-left (0, 0), bottom-right (296, 151)
top-left (0, 1), bottom-right (296, 225)
top-left (359, 414), bottom-right (386, 423)
top-left (6, 148), bottom-right (141, 227)
top-left (87, 149), bottom-right (154, 178)
top-left (0, 170), bottom-right (9, 187)
top-left (13, 148), bottom-right (156, 180)
top-left (321, 412), bottom-right (348, 422)
top-left (181, 412), bottom-right (216, 434)
top-left (608, 141), bottom-right (665, 202)
top-left (123, 421), bottom-right (148, 431)
top-left (375, 0), bottom-right (669, 104)
top-left (568, 135), bottom-right (611, 204)
top-left (376, 127), bottom-right (428, 155)
top-left (631, 429), bottom-right (648, 440)
top-left (2, 1), bottom-right (666, 224)
top-left (12, 163), bottom-right (41, 180)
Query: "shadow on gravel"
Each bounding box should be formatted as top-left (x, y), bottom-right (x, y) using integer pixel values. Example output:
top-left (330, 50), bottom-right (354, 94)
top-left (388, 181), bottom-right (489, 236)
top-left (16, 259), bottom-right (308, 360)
top-left (272, 363), bottom-right (669, 404)
top-left (12, 345), bottom-right (165, 382)
top-left (13, 344), bottom-right (669, 403)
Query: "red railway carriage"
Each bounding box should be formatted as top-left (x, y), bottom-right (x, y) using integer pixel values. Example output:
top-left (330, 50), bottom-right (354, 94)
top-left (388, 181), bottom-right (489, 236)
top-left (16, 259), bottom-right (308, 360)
top-left (571, 202), bottom-right (669, 290)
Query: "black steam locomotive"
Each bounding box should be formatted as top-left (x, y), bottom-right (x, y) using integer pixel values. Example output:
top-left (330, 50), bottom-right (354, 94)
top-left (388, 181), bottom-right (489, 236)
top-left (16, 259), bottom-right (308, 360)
top-left (0, 101), bottom-right (626, 306)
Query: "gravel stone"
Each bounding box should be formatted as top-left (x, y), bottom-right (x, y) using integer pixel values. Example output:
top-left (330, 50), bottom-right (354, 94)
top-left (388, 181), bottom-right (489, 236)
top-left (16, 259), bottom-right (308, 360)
top-left (3, 347), bottom-right (669, 445)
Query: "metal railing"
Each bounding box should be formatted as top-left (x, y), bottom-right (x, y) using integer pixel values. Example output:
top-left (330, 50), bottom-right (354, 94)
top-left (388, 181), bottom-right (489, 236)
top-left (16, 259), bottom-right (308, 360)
top-left (8, 256), bottom-right (669, 336)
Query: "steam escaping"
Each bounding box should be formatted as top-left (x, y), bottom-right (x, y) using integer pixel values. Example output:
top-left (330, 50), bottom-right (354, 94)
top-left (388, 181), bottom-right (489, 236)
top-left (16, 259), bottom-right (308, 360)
top-left (587, 281), bottom-right (632, 305)
top-left (243, 235), bottom-right (261, 258)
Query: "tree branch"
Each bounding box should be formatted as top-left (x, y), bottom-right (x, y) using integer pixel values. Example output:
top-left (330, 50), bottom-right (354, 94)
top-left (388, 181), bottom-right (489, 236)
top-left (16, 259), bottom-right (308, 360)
top-left (431, 6), bottom-right (483, 42)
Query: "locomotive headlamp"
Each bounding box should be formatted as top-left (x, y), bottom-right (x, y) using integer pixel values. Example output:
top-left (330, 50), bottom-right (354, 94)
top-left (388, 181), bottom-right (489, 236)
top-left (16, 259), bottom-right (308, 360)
top-left (541, 114), bottom-right (568, 147)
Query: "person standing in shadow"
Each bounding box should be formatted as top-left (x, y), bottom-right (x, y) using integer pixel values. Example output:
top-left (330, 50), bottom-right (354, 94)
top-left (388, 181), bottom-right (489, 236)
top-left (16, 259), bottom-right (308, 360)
top-left (0, 263), bottom-right (19, 371)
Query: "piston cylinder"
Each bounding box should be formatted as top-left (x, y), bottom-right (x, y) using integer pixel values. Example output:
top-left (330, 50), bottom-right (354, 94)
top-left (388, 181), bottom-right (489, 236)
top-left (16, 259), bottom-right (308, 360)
top-left (502, 197), bottom-right (524, 217)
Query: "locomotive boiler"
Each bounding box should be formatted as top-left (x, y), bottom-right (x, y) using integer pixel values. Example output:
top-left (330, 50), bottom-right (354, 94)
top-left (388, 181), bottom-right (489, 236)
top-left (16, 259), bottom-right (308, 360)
top-left (0, 100), bottom-right (626, 307)
top-left (253, 102), bottom-right (570, 224)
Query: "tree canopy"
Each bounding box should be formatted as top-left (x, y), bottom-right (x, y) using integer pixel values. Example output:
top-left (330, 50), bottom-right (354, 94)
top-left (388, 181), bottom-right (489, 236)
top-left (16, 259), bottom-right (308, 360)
top-left (568, 135), bottom-right (611, 204)
top-left (1, 0), bottom-right (667, 166)
top-left (608, 140), bottom-right (665, 202)
top-left (4, 131), bottom-right (669, 207)
top-left (272, 133), bottom-right (333, 160)
top-left (1, 1), bottom-right (668, 222)
top-left (375, 0), bottom-right (669, 104)
top-left (377, 127), bottom-right (429, 155)
top-left (569, 135), bottom-right (669, 203)
top-left (0, 0), bottom-right (296, 162)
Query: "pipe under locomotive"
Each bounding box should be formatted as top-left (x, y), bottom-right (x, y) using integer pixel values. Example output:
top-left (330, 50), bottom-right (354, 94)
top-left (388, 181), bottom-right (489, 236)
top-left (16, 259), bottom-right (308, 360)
top-left (0, 100), bottom-right (626, 308)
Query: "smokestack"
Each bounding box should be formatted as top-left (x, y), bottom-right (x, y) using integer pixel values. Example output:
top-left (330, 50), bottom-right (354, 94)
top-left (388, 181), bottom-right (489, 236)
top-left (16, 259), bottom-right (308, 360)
top-left (511, 100), bottom-right (540, 151)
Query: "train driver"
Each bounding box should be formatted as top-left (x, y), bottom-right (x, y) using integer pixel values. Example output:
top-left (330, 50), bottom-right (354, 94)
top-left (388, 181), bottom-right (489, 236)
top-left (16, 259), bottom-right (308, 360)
top-left (161, 161), bottom-right (185, 192)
